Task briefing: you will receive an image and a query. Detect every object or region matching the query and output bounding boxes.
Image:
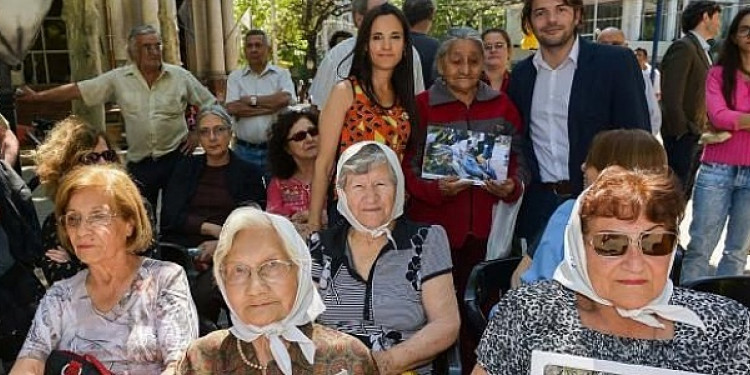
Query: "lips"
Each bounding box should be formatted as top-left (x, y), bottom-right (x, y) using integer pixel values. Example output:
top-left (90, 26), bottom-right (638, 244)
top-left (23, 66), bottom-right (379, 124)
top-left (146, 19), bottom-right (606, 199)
top-left (618, 279), bottom-right (648, 286)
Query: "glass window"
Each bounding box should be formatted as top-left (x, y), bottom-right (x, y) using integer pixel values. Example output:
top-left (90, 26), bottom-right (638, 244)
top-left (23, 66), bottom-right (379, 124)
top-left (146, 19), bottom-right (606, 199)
top-left (583, 0), bottom-right (623, 36)
top-left (22, 0), bottom-right (69, 84)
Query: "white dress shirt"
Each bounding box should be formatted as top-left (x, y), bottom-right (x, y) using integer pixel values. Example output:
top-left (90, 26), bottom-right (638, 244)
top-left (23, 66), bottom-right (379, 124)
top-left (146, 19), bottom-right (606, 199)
top-left (308, 37), bottom-right (425, 109)
top-left (530, 38), bottom-right (579, 182)
top-left (226, 63), bottom-right (297, 144)
top-left (642, 68), bottom-right (662, 135)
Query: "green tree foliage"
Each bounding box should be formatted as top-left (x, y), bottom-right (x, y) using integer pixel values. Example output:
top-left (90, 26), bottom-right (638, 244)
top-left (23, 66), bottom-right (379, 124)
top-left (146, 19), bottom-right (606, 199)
top-left (233, 0), bottom-right (509, 80)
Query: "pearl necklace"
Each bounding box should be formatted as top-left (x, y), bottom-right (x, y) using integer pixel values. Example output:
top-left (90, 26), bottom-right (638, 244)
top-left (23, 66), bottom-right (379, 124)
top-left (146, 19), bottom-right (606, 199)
top-left (236, 339), bottom-right (267, 371)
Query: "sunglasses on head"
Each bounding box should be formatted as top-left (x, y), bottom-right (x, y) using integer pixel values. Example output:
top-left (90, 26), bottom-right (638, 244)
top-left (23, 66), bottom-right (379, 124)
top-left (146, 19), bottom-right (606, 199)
top-left (588, 231), bottom-right (678, 257)
top-left (287, 127), bottom-right (319, 142)
top-left (80, 149), bottom-right (119, 165)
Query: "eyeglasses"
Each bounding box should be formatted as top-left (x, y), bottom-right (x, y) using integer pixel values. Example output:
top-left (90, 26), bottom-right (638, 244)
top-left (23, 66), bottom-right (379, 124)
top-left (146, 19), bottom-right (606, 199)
top-left (737, 26), bottom-right (750, 38)
top-left (79, 150), bottom-right (119, 165)
top-left (221, 260), bottom-right (295, 286)
top-left (140, 42), bottom-right (162, 52)
top-left (198, 125), bottom-right (231, 138)
top-left (287, 127), bottom-right (319, 142)
top-left (588, 231), bottom-right (678, 257)
top-left (59, 210), bottom-right (118, 230)
top-left (484, 42), bottom-right (507, 51)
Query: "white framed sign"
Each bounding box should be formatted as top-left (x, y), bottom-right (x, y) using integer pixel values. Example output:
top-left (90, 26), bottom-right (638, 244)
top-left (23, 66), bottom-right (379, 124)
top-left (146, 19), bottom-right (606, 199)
top-left (530, 351), bottom-right (708, 375)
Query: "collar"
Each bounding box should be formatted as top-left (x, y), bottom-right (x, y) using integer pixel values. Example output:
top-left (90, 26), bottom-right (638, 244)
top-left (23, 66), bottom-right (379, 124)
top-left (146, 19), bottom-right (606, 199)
top-left (533, 36), bottom-right (580, 71)
top-left (322, 217), bottom-right (421, 258)
top-left (689, 31), bottom-right (711, 51)
top-left (428, 78), bottom-right (500, 106)
top-left (230, 324), bottom-right (315, 373)
top-left (124, 63), bottom-right (167, 78)
top-left (243, 62), bottom-right (278, 77)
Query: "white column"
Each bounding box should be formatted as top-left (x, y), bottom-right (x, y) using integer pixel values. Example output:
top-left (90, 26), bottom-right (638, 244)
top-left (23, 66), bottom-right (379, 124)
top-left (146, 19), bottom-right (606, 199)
top-left (506, 5), bottom-right (524, 47)
top-left (158, 0), bottom-right (180, 64)
top-left (190, 0), bottom-right (209, 78)
top-left (621, 0), bottom-right (644, 41)
top-left (206, 0), bottom-right (226, 78)
top-left (222, 0), bottom-right (239, 72)
top-left (665, 0), bottom-right (679, 40)
top-left (140, 0), bottom-right (159, 31)
top-left (108, 0), bottom-right (128, 63)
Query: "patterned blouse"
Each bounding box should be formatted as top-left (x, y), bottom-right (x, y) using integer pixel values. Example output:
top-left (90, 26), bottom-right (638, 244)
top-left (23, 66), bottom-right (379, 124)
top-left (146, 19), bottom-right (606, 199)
top-left (339, 77), bottom-right (411, 160)
top-left (176, 324), bottom-right (377, 374)
top-left (266, 177), bottom-right (311, 218)
top-left (18, 258), bottom-right (199, 374)
top-left (310, 219), bottom-right (453, 374)
top-left (476, 280), bottom-right (750, 375)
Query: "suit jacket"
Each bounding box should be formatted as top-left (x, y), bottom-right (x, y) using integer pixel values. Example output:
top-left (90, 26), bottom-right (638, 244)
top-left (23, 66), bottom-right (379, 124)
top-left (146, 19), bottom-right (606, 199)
top-left (507, 37), bottom-right (650, 194)
top-left (660, 32), bottom-right (711, 138)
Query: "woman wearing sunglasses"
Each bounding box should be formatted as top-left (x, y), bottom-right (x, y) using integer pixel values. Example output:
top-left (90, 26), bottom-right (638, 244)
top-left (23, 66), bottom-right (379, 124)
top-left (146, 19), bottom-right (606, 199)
top-left (266, 107), bottom-right (319, 236)
top-left (34, 116), bottom-right (124, 283)
top-left (472, 167), bottom-right (750, 375)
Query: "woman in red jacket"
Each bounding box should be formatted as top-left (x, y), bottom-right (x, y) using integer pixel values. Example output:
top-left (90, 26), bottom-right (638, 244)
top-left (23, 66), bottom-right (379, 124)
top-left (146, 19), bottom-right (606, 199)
top-left (402, 29), bottom-right (527, 295)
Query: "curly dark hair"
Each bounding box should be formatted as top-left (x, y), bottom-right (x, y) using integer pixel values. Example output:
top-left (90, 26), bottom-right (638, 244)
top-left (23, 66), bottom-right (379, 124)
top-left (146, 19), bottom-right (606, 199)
top-left (267, 106), bottom-right (319, 179)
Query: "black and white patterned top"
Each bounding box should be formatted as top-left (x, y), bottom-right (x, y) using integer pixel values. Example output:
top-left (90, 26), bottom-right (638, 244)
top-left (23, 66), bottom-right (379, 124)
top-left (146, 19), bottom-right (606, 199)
top-left (476, 280), bottom-right (750, 375)
top-left (310, 219), bottom-right (452, 374)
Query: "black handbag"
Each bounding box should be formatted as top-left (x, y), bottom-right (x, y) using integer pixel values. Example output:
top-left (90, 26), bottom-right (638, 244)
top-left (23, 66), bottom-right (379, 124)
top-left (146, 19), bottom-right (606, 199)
top-left (44, 350), bottom-right (112, 375)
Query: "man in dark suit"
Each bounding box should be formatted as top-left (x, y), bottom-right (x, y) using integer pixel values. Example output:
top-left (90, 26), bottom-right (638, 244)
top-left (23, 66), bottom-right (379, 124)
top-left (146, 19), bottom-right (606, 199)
top-left (507, 0), bottom-right (650, 245)
top-left (403, 0), bottom-right (440, 88)
top-left (660, 0), bottom-right (722, 197)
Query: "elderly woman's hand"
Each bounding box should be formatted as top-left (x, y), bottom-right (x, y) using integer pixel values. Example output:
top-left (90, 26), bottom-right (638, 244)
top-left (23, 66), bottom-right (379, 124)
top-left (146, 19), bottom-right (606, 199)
top-left (438, 176), bottom-right (472, 197)
top-left (483, 178), bottom-right (515, 198)
top-left (196, 240), bottom-right (218, 263)
top-left (372, 350), bottom-right (396, 375)
top-left (46, 246), bottom-right (71, 264)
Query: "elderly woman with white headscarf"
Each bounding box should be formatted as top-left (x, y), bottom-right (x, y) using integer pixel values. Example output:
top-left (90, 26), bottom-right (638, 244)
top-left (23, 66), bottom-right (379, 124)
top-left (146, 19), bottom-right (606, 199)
top-left (310, 141), bottom-right (460, 375)
top-left (472, 167), bottom-right (750, 375)
top-left (176, 207), bottom-right (376, 374)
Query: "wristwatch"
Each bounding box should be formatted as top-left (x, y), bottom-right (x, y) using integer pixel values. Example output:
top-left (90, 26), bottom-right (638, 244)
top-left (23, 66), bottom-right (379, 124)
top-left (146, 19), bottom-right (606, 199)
top-left (250, 95), bottom-right (258, 106)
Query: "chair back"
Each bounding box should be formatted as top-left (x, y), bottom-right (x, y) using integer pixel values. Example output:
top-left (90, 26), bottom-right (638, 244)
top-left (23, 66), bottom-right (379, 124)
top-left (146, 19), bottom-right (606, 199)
top-left (682, 275), bottom-right (750, 309)
top-left (463, 257), bottom-right (522, 340)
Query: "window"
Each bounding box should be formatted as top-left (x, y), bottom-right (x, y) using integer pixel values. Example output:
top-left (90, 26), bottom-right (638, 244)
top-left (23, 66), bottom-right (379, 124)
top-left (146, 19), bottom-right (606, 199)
top-left (582, 0), bottom-right (623, 35)
top-left (641, 0), bottom-right (684, 41)
top-left (23, 0), bottom-right (70, 84)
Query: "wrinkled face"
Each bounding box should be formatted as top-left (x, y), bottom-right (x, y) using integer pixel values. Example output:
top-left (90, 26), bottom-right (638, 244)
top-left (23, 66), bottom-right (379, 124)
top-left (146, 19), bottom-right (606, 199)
top-left (483, 32), bottom-right (510, 70)
top-left (244, 35), bottom-right (269, 67)
top-left (198, 114), bottom-right (231, 159)
top-left (343, 163), bottom-right (396, 229)
top-left (285, 117), bottom-right (318, 162)
top-left (441, 39), bottom-right (484, 95)
top-left (368, 14), bottom-right (405, 71)
top-left (63, 187), bottom-right (134, 265)
top-left (733, 13), bottom-right (750, 54)
top-left (133, 33), bottom-right (162, 71)
top-left (584, 215), bottom-right (673, 310)
top-left (529, 0), bottom-right (581, 49)
top-left (223, 228), bottom-right (298, 326)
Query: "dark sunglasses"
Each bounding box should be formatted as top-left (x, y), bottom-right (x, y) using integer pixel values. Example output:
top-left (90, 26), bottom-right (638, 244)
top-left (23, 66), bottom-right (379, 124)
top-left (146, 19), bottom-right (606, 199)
top-left (287, 127), bottom-right (319, 142)
top-left (588, 231), bottom-right (678, 257)
top-left (80, 149), bottom-right (119, 165)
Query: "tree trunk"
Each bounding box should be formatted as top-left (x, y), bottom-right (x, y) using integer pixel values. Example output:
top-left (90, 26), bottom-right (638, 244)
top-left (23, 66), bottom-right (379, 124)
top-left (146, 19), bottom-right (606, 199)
top-left (62, 0), bottom-right (105, 130)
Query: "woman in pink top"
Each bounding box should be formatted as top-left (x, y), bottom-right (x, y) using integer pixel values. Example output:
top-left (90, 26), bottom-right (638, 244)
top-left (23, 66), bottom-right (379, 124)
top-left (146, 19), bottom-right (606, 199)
top-left (681, 8), bottom-right (750, 284)
top-left (267, 106), bottom-right (319, 236)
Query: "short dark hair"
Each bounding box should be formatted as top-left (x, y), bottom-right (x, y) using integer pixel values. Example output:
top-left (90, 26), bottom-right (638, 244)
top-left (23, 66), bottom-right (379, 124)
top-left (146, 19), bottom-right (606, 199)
top-left (244, 29), bottom-right (269, 45)
top-left (634, 47), bottom-right (648, 57)
top-left (352, 0), bottom-right (369, 16)
top-left (268, 107), bottom-right (319, 179)
top-left (402, 0), bottom-right (436, 27)
top-left (521, 0), bottom-right (584, 36)
top-left (329, 30), bottom-right (353, 49)
top-left (681, 1), bottom-right (721, 33)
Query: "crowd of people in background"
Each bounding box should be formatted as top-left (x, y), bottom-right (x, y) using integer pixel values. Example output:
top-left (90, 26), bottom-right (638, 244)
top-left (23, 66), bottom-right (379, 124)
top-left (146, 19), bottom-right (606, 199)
top-left (1, 0), bottom-right (750, 374)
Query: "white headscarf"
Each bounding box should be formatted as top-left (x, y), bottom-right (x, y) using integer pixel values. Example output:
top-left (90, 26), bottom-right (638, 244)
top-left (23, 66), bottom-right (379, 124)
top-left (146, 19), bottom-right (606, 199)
top-left (213, 208), bottom-right (326, 375)
top-left (553, 191), bottom-right (706, 331)
top-left (335, 141), bottom-right (405, 241)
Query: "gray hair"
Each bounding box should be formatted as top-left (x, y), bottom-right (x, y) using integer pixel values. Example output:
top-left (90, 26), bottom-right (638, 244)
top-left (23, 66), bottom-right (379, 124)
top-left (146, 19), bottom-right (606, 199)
top-left (197, 104), bottom-right (236, 129)
top-left (127, 25), bottom-right (161, 59)
top-left (435, 28), bottom-right (484, 76)
top-left (213, 208), bottom-right (300, 284)
top-left (336, 143), bottom-right (397, 189)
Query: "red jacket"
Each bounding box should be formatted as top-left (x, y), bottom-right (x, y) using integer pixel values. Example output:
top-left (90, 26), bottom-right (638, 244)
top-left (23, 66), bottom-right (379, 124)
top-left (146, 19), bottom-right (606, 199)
top-left (402, 80), bottom-right (527, 248)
